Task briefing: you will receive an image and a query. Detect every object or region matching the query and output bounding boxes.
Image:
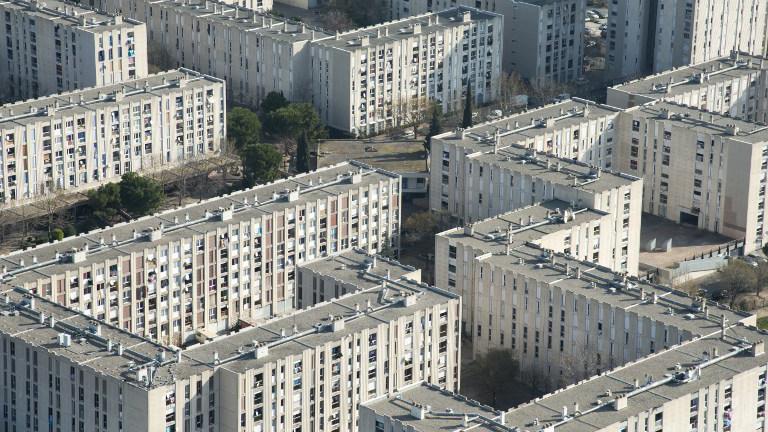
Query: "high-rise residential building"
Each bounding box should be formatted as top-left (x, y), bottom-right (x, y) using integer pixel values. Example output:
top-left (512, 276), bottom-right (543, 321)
top-left (360, 381), bottom-right (505, 431)
top-left (435, 200), bottom-right (629, 336)
top-left (388, 0), bottom-right (585, 85)
top-left (615, 100), bottom-right (768, 253)
top-left (0, 0), bottom-right (148, 101)
top-left (429, 104), bottom-right (643, 270)
top-left (463, 241), bottom-right (752, 386)
top-left (0, 252), bottom-right (461, 432)
top-left (607, 53), bottom-right (768, 123)
top-left (310, 7), bottom-right (503, 136)
top-left (92, 0), bottom-right (328, 107)
top-left (606, 0), bottom-right (767, 81)
top-left (0, 69), bottom-right (226, 207)
top-left (0, 162), bottom-right (402, 345)
top-left (364, 326), bottom-right (768, 432)
top-left (296, 248), bottom-right (421, 309)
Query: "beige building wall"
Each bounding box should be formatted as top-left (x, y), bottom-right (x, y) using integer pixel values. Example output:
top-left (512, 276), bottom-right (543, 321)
top-left (93, 0), bottom-right (322, 107)
top-left (615, 102), bottom-right (768, 252)
top-left (435, 203), bottom-right (620, 336)
top-left (4, 164), bottom-right (402, 346)
top-left (388, 0), bottom-right (585, 84)
top-left (0, 0), bottom-right (148, 101)
top-left (311, 7), bottom-right (503, 136)
top-left (607, 54), bottom-right (768, 124)
top-left (0, 70), bottom-right (225, 207)
top-left (607, 0), bottom-right (767, 80)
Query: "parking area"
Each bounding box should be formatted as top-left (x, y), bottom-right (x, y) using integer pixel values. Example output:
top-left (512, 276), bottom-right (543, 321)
top-left (639, 214), bottom-right (735, 269)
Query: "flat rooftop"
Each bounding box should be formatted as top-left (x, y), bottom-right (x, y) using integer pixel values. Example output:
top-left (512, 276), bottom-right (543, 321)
top-left (300, 248), bottom-right (421, 290)
top-left (0, 286), bottom-right (179, 389)
top-left (0, 163), bottom-right (398, 286)
top-left (313, 6), bottom-right (500, 51)
top-left (610, 53), bottom-right (767, 101)
top-left (502, 327), bottom-right (767, 431)
top-left (0, 0), bottom-right (142, 30)
top-left (470, 145), bottom-right (638, 194)
top-left (434, 99), bottom-right (621, 154)
top-left (438, 200), bottom-right (609, 253)
top-left (318, 139), bottom-right (428, 174)
top-left (146, 0), bottom-right (329, 42)
top-left (0, 257), bottom-right (457, 387)
top-left (177, 276), bottom-right (457, 377)
top-left (363, 382), bottom-right (503, 432)
top-left (631, 101), bottom-right (768, 144)
top-left (478, 242), bottom-right (750, 338)
top-left (0, 69), bottom-right (223, 129)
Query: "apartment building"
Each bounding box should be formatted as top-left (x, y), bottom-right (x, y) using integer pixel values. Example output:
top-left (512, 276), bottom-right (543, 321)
top-left (92, 0), bottom-right (328, 107)
top-left (389, 0), bottom-right (584, 84)
top-left (310, 7), bottom-right (503, 136)
top-left (363, 327), bottom-right (768, 432)
top-left (435, 200), bottom-right (627, 335)
top-left (606, 0), bottom-right (767, 81)
top-left (0, 0), bottom-right (148, 101)
top-left (429, 103), bottom-right (642, 258)
top-left (360, 381), bottom-right (505, 432)
top-left (608, 53), bottom-right (768, 124)
top-left (615, 101), bottom-right (768, 252)
top-left (0, 255), bottom-right (461, 432)
top-left (466, 241), bottom-right (752, 386)
top-left (0, 163), bottom-right (402, 345)
top-left (0, 69), bottom-right (226, 208)
top-left (430, 100), bottom-right (626, 216)
top-left (296, 248), bottom-right (421, 309)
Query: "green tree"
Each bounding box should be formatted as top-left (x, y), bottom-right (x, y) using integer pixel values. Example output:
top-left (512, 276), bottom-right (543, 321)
top-left (86, 182), bottom-right (122, 227)
top-left (464, 349), bottom-right (520, 407)
top-left (119, 172), bottom-right (165, 217)
top-left (265, 103), bottom-right (325, 140)
top-left (241, 143), bottom-right (282, 187)
top-left (462, 85), bottom-right (473, 128)
top-left (260, 91), bottom-right (289, 115)
top-left (51, 228), bottom-right (64, 241)
top-left (227, 107), bottom-right (262, 152)
top-left (755, 262), bottom-right (768, 297)
top-left (719, 260), bottom-right (758, 307)
top-left (295, 131), bottom-right (312, 173)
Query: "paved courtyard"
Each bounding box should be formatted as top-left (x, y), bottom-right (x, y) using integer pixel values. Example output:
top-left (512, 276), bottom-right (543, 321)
top-left (639, 213), bottom-right (734, 269)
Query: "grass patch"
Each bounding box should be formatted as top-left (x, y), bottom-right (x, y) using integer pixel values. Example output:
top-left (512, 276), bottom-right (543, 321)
top-left (758, 316), bottom-right (768, 330)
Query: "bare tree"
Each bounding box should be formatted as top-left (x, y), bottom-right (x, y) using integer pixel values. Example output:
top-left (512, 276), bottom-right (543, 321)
top-left (173, 154), bottom-right (209, 207)
top-left (499, 71), bottom-right (528, 112)
top-left (147, 41), bottom-right (177, 74)
top-left (530, 80), bottom-right (574, 105)
top-left (393, 95), bottom-right (431, 138)
top-left (559, 344), bottom-right (602, 387)
top-left (319, 9), bottom-right (355, 32)
top-left (36, 181), bottom-right (66, 240)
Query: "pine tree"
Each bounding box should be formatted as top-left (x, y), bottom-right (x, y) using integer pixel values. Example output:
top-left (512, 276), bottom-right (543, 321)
top-left (424, 106), bottom-right (441, 154)
top-left (296, 131), bottom-right (311, 173)
top-left (462, 84), bottom-right (473, 128)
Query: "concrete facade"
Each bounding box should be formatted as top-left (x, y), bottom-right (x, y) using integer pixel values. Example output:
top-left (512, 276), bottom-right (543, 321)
top-left (92, 0), bottom-right (327, 107)
top-left (0, 254), bottom-right (461, 432)
top-left (0, 163), bottom-right (402, 345)
top-left (0, 0), bottom-right (148, 101)
top-left (310, 7), bottom-right (503, 136)
top-left (363, 327), bottom-right (768, 432)
top-left (0, 69), bottom-right (225, 208)
top-left (615, 101), bottom-right (768, 253)
top-left (388, 0), bottom-right (585, 85)
top-left (606, 0), bottom-right (768, 81)
top-left (607, 53), bottom-right (768, 124)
